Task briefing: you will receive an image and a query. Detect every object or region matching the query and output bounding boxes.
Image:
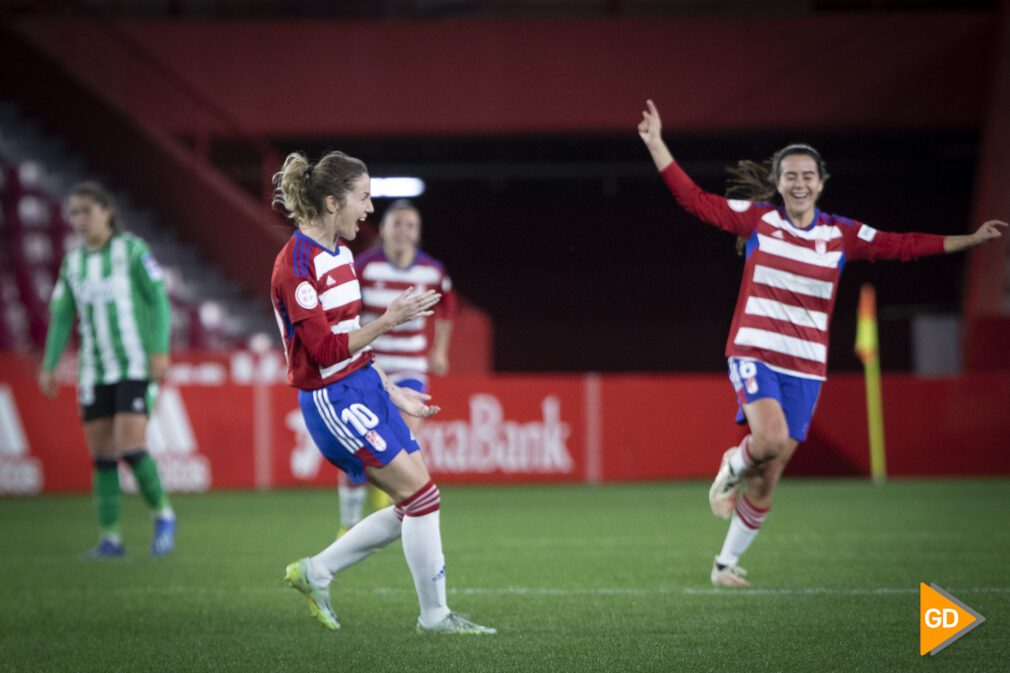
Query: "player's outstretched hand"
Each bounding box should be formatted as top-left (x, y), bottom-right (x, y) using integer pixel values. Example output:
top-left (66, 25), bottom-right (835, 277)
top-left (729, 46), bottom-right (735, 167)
top-left (638, 99), bottom-right (663, 146)
top-left (973, 220), bottom-right (1008, 245)
top-left (389, 385), bottom-right (441, 418)
top-left (385, 286), bottom-right (441, 327)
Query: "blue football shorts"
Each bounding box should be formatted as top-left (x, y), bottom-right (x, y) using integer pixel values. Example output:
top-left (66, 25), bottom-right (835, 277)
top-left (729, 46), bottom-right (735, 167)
top-left (728, 357), bottom-right (823, 442)
top-left (299, 364), bottom-right (420, 485)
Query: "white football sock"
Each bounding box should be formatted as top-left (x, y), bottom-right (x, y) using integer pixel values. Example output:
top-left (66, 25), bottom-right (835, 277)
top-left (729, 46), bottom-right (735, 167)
top-left (402, 510), bottom-right (451, 627)
top-left (338, 484), bottom-right (367, 528)
top-left (716, 514), bottom-right (759, 568)
top-left (716, 496), bottom-right (769, 567)
top-left (728, 435), bottom-right (756, 476)
top-left (309, 506), bottom-right (402, 585)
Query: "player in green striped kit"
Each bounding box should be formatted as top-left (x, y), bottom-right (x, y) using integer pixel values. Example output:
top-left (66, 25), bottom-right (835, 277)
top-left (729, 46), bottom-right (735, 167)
top-left (39, 182), bottom-right (176, 557)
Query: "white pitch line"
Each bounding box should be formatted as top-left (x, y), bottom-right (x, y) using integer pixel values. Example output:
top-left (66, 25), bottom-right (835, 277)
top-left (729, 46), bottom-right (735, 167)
top-left (49, 585), bottom-right (1010, 599)
top-left (336, 585), bottom-right (1010, 598)
top-left (448, 586), bottom-right (1010, 598)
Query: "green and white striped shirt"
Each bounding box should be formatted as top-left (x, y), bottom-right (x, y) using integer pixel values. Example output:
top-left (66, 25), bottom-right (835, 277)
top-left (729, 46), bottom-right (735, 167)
top-left (43, 232), bottom-right (171, 393)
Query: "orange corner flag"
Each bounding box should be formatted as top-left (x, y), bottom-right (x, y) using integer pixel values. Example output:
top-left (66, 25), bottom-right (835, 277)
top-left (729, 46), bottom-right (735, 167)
top-left (920, 583), bottom-right (986, 655)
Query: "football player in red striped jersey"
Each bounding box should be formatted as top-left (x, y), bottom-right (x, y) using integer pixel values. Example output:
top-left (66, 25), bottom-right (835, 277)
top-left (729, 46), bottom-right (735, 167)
top-left (272, 151), bottom-right (495, 634)
top-left (639, 99), bottom-right (1006, 587)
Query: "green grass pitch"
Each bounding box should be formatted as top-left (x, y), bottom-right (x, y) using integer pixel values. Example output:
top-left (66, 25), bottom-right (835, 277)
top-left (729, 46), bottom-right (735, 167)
top-left (1, 480), bottom-right (1007, 673)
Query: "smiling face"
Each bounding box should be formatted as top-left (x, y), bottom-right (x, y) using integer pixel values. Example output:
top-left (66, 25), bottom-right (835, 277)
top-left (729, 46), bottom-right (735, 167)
top-left (66, 194), bottom-right (114, 248)
top-left (776, 153), bottom-right (824, 223)
top-left (380, 206), bottom-right (421, 260)
top-left (330, 173), bottom-right (374, 241)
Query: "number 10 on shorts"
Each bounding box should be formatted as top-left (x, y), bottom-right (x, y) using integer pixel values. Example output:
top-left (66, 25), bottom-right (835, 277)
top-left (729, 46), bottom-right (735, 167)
top-left (341, 403), bottom-right (387, 452)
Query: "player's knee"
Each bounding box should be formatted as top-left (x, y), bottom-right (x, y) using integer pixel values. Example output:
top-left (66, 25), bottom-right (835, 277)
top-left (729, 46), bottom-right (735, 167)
top-left (751, 430), bottom-right (791, 461)
top-left (394, 480), bottom-right (441, 520)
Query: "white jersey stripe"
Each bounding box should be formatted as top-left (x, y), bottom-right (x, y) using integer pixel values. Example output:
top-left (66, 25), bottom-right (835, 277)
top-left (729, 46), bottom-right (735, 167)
top-left (757, 234), bottom-right (842, 269)
top-left (752, 264), bottom-right (834, 300)
top-left (761, 211), bottom-right (843, 241)
top-left (111, 238), bottom-right (147, 379)
top-left (319, 352), bottom-right (365, 379)
top-left (390, 317), bottom-right (425, 333)
top-left (320, 281), bottom-right (361, 311)
top-left (373, 334), bottom-right (428, 353)
top-left (361, 287), bottom-right (403, 308)
top-left (312, 246), bottom-right (355, 278)
top-left (87, 253), bottom-right (122, 381)
top-left (330, 317), bottom-right (360, 334)
top-left (734, 327), bottom-right (827, 363)
top-left (374, 355), bottom-right (427, 372)
top-left (361, 262), bottom-right (442, 285)
top-left (744, 297), bottom-right (828, 331)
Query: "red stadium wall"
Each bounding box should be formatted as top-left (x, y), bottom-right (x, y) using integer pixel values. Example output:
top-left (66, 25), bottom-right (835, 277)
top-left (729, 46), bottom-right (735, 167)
top-left (12, 14), bottom-right (992, 136)
top-left (2, 353), bottom-right (1008, 496)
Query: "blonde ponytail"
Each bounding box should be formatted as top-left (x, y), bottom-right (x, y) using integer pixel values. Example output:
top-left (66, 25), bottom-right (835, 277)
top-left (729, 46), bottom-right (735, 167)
top-left (272, 151), bottom-right (368, 227)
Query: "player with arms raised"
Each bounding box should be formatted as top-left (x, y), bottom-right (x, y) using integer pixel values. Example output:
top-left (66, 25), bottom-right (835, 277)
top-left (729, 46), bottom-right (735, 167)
top-left (638, 99), bottom-right (1006, 587)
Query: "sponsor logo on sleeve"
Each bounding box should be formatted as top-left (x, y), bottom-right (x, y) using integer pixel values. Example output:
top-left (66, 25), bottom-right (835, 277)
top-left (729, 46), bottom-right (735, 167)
top-left (727, 199), bottom-right (753, 213)
top-left (857, 225), bottom-right (878, 242)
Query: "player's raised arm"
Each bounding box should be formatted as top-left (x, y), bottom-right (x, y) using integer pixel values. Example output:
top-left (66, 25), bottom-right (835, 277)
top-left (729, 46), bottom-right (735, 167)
top-left (638, 99), bottom-right (674, 172)
top-left (639, 99), bottom-right (757, 238)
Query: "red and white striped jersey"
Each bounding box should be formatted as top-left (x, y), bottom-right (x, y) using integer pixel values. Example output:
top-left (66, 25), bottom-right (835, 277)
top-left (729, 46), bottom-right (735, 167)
top-left (661, 162), bottom-right (945, 380)
top-left (271, 232), bottom-right (372, 390)
top-left (355, 247), bottom-right (457, 384)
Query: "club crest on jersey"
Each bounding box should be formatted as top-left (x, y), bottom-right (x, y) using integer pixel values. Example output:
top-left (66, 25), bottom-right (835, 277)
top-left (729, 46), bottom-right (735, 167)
top-left (295, 281), bottom-right (319, 310)
top-left (365, 430), bottom-right (387, 452)
top-left (816, 240), bottom-right (827, 255)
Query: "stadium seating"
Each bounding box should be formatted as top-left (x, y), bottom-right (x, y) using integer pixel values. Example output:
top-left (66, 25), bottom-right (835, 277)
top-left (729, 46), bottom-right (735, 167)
top-left (0, 105), bottom-right (256, 352)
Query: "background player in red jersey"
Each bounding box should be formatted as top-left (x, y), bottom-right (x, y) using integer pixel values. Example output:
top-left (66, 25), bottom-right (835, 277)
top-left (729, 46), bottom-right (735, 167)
top-left (336, 200), bottom-right (458, 534)
top-left (638, 99), bottom-right (1006, 588)
top-left (271, 150), bottom-right (495, 634)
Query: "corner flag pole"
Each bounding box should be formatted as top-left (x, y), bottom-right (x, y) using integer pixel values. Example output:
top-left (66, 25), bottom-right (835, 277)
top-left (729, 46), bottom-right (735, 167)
top-left (855, 284), bottom-right (886, 484)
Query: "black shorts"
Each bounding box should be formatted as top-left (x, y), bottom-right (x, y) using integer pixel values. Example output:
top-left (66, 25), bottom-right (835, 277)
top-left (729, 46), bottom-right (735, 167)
top-left (80, 380), bottom-right (152, 422)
